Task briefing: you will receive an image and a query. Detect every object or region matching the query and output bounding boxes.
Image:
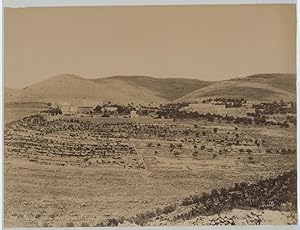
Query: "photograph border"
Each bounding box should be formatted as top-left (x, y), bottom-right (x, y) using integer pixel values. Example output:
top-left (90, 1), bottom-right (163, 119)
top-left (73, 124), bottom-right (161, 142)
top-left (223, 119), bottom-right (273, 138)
top-left (1, 0), bottom-right (298, 229)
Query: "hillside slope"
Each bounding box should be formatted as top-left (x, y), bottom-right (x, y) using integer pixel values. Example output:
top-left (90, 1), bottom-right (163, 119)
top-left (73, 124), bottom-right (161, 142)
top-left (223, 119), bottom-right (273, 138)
top-left (6, 74), bottom-right (212, 105)
top-left (4, 88), bottom-right (22, 102)
top-left (178, 74), bottom-right (296, 103)
top-left (6, 74), bottom-right (167, 105)
top-left (6, 73), bottom-right (295, 105)
top-left (92, 76), bottom-right (213, 101)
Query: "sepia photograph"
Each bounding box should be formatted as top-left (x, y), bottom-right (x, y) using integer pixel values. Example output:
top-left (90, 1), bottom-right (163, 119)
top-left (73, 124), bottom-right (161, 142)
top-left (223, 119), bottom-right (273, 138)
top-left (3, 2), bottom-right (297, 228)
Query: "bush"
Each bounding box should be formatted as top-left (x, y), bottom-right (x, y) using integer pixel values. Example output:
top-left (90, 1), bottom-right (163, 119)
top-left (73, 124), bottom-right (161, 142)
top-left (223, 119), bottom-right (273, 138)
top-left (81, 222), bottom-right (89, 227)
top-left (173, 151), bottom-right (180, 156)
top-left (42, 222), bottom-right (49, 227)
top-left (66, 222), bottom-right (75, 227)
top-left (182, 196), bottom-right (194, 206)
top-left (155, 207), bottom-right (164, 216)
top-left (95, 222), bottom-right (105, 227)
top-left (162, 204), bottom-right (177, 214)
top-left (107, 218), bottom-right (119, 227)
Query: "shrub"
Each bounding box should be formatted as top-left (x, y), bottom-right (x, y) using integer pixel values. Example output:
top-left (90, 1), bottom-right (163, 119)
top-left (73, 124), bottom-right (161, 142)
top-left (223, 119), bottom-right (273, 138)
top-left (42, 222), bottom-right (49, 227)
top-left (66, 222), bottom-right (75, 227)
top-left (173, 151), bottom-right (180, 156)
top-left (81, 222), bottom-right (89, 227)
top-left (182, 196), bottom-right (194, 206)
top-left (211, 189), bottom-right (219, 197)
top-left (95, 222), bottom-right (105, 227)
top-left (155, 207), bottom-right (164, 216)
top-left (107, 218), bottom-right (119, 227)
top-left (162, 204), bottom-right (177, 214)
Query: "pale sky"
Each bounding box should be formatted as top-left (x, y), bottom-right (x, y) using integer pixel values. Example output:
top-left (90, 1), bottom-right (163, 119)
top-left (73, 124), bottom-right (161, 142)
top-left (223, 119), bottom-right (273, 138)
top-left (4, 4), bottom-right (296, 88)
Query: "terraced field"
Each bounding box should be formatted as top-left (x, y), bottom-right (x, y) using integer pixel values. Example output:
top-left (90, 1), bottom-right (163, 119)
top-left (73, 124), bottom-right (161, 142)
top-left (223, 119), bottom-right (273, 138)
top-left (4, 114), bottom-right (296, 227)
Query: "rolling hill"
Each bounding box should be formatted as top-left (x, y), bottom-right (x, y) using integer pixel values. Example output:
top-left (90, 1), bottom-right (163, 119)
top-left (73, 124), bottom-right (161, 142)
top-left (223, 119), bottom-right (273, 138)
top-left (5, 73), bottom-right (296, 106)
top-left (5, 74), bottom-right (213, 105)
top-left (177, 74), bottom-right (296, 103)
top-left (92, 76), bottom-right (213, 101)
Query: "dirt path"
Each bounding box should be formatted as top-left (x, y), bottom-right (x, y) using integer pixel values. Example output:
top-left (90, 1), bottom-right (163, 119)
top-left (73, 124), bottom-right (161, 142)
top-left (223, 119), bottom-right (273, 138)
top-left (130, 139), bottom-right (148, 171)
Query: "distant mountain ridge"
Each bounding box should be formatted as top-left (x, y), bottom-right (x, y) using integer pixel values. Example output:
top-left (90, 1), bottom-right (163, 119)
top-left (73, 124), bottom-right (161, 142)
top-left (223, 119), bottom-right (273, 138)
top-left (5, 73), bottom-right (296, 105)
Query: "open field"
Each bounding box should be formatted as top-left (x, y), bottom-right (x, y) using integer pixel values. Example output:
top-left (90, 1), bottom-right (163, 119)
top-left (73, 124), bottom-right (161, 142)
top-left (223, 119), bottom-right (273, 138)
top-left (4, 102), bottom-right (49, 124)
top-left (4, 113), bottom-right (296, 227)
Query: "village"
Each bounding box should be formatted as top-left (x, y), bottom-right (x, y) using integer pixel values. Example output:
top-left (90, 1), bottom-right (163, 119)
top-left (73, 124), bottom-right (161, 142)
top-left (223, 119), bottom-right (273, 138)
top-left (43, 97), bottom-right (296, 128)
top-left (4, 96), bottom-right (296, 169)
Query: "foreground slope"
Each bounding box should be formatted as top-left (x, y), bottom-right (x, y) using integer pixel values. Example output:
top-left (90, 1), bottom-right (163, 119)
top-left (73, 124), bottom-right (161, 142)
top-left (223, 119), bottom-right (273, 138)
top-left (4, 114), bottom-right (296, 227)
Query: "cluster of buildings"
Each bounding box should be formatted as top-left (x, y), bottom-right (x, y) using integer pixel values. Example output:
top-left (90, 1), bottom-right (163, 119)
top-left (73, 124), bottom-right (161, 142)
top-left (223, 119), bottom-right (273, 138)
top-left (57, 98), bottom-right (94, 115)
top-left (53, 98), bottom-right (140, 118)
top-left (60, 103), bottom-right (93, 115)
